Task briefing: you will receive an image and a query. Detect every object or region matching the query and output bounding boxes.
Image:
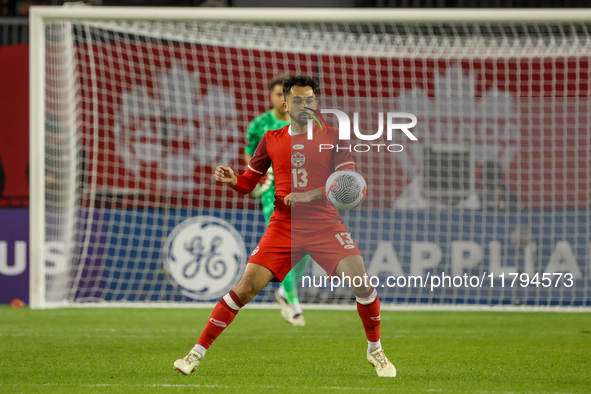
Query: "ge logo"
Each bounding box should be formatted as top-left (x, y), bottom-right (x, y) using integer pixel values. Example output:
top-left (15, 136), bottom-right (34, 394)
top-left (182, 236), bottom-right (227, 280)
top-left (164, 216), bottom-right (246, 300)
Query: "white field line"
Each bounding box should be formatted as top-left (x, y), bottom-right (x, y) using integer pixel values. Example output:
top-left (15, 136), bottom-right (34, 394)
top-left (0, 383), bottom-right (577, 394)
top-left (57, 302), bottom-right (591, 313)
top-left (0, 383), bottom-right (388, 391)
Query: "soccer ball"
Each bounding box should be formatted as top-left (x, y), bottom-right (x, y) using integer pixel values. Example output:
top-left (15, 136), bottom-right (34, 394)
top-left (325, 170), bottom-right (367, 210)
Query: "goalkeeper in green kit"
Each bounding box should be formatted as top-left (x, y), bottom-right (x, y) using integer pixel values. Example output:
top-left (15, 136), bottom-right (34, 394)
top-left (244, 75), bottom-right (309, 326)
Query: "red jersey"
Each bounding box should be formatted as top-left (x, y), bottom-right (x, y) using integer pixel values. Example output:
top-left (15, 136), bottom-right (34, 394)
top-left (232, 124), bottom-right (356, 223)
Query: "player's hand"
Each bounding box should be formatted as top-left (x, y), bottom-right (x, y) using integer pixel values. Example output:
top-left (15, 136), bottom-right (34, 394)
top-left (284, 192), bottom-right (313, 207)
top-left (214, 166), bottom-right (237, 185)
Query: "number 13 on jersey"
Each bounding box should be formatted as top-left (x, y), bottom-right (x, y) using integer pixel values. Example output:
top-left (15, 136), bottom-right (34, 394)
top-left (292, 168), bottom-right (308, 187)
top-left (335, 232), bottom-right (356, 249)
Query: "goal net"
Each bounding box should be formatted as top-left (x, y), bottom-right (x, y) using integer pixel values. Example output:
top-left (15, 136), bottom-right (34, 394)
top-left (30, 7), bottom-right (591, 309)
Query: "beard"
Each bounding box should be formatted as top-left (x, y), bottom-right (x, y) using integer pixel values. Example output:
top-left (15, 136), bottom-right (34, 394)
top-left (291, 112), bottom-right (310, 126)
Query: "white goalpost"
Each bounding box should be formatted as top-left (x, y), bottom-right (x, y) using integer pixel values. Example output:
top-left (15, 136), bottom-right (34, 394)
top-left (30, 6), bottom-right (591, 309)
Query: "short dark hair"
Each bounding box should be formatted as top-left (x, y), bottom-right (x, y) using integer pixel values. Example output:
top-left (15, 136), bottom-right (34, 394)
top-left (283, 76), bottom-right (320, 98)
top-left (268, 75), bottom-right (288, 91)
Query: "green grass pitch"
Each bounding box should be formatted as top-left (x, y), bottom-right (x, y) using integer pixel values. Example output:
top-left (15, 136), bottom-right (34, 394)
top-left (0, 306), bottom-right (590, 393)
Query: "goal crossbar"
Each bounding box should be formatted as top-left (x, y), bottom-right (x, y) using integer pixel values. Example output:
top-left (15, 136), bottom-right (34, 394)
top-left (29, 7), bottom-right (591, 23)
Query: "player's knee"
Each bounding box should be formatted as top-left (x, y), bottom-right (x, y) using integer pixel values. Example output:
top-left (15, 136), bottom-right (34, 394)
top-left (335, 255), bottom-right (370, 293)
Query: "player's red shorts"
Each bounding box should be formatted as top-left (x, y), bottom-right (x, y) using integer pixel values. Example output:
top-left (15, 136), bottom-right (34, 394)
top-left (247, 217), bottom-right (362, 281)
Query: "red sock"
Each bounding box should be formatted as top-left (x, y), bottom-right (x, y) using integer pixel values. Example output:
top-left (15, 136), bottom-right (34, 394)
top-left (196, 290), bottom-right (244, 350)
top-left (356, 288), bottom-right (381, 342)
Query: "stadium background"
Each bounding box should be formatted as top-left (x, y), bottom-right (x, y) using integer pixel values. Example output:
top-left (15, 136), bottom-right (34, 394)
top-left (1, 4), bottom-right (591, 307)
top-left (0, 6), bottom-right (590, 394)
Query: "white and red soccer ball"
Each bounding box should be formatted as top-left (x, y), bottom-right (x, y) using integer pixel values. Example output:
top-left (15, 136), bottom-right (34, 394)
top-left (325, 170), bottom-right (367, 210)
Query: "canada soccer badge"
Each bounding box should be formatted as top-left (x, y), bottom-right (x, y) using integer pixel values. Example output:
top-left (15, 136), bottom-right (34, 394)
top-left (291, 152), bottom-right (305, 167)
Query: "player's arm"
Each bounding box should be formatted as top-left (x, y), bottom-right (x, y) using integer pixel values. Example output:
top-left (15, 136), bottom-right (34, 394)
top-left (217, 134), bottom-right (271, 194)
top-left (215, 165), bottom-right (262, 194)
top-left (284, 136), bottom-right (357, 207)
top-left (284, 188), bottom-right (323, 207)
top-left (333, 132), bottom-right (356, 172)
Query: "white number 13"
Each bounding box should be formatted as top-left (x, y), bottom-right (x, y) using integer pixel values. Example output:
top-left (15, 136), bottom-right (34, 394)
top-left (335, 232), bottom-right (355, 249)
top-left (292, 168), bottom-right (308, 187)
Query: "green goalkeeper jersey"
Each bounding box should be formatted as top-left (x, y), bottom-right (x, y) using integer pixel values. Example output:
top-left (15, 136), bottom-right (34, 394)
top-left (245, 110), bottom-right (291, 224)
top-left (245, 110), bottom-right (291, 156)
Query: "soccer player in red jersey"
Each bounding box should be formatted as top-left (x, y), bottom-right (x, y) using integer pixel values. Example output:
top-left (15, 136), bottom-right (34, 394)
top-left (174, 76), bottom-right (396, 378)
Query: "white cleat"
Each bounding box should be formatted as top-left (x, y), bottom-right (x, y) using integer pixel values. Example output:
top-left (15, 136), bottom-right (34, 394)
top-left (367, 347), bottom-right (397, 378)
top-left (173, 350), bottom-right (202, 375)
top-left (291, 314), bottom-right (306, 326)
top-left (275, 290), bottom-right (301, 325)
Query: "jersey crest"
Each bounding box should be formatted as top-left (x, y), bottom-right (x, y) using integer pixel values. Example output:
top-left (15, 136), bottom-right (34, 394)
top-left (291, 152), bottom-right (305, 167)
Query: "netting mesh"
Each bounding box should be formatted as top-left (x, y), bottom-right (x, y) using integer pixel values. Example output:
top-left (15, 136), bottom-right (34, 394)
top-left (41, 17), bottom-right (590, 306)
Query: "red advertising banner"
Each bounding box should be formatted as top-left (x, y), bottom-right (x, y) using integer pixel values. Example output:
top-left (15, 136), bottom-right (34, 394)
top-left (0, 44), bottom-right (29, 206)
top-left (0, 43), bottom-right (589, 209)
top-left (76, 43), bottom-right (590, 209)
